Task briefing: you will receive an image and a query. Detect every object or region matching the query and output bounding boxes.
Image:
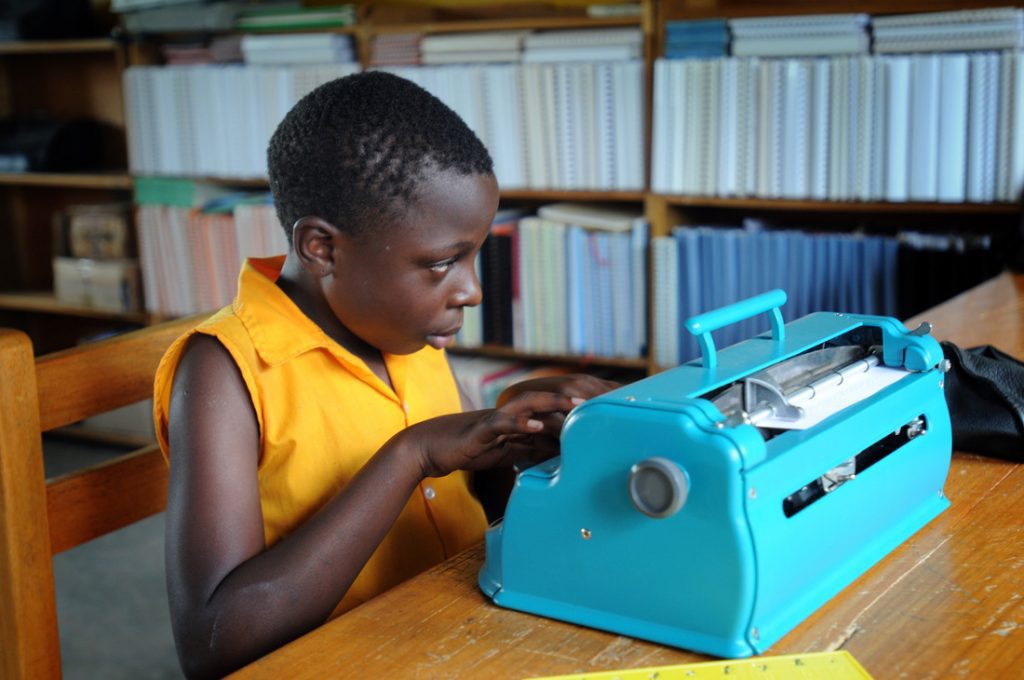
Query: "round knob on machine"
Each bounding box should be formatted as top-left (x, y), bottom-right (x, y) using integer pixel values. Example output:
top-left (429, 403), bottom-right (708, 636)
top-left (628, 457), bottom-right (689, 518)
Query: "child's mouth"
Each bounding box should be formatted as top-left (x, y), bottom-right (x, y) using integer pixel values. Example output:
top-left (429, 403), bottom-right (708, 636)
top-left (426, 333), bottom-right (456, 349)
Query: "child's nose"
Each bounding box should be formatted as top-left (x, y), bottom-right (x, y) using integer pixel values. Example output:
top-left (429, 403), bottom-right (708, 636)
top-left (453, 267), bottom-right (482, 307)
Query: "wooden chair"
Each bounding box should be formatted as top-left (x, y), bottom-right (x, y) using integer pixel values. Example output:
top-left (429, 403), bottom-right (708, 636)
top-left (0, 315), bottom-right (203, 679)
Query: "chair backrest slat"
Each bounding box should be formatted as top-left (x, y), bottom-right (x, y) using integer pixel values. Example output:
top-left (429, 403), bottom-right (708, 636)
top-left (36, 316), bottom-right (201, 432)
top-left (0, 330), bottom-right (61, 680)
top-left (47, 445), bottom-right (169, 555)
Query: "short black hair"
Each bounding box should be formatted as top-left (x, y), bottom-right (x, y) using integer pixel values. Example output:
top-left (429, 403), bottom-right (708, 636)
top-left (268, 71), bottom-right (494, 242)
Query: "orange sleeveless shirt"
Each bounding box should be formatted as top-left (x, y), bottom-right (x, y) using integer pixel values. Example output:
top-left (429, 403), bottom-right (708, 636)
top-left (153, 256), bottom-right (487, 616)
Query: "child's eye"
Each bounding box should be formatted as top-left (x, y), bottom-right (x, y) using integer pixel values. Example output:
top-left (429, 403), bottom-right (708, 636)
top-left (429, 258), bottom-right (457, 273)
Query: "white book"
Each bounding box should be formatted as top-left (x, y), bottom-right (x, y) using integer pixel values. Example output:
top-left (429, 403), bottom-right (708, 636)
top-left (669, 59), bottom-right (688, 194)
top-left (577, 63), bottom-right (598, 189)
top-left (730, 14), bottom-right (869, 36)
top-left (742, 58), bottom-right (761, 196)
top-left (937, 54), bottom-right (969, 202)
top-left (624, 61), bottom-right (645, 190)
top-left (874, 8), bottom-right (1023, 29)
top-left (828, 58), bottom-right (849, 200)
top-left (732, 33), bottom-right (869, 58)
top-left (630, 219), bottom-right (648, 357)
top-left (422, 30), bottom-right (527, 53)
top-left (782, 59), bottom-right (811, 198)
top-left (422, 50), bottom-right (519, 65)
top-left (595, 62), bottom-right (617, 190)
top-left (651, 59), bottom-right (671, 193)
top-left (609, 232), bottom-right (632, 357)
top-left (967, 54), bottom-right (990, 202)
top-left (854, 55), bottom-right (874, 201)
top-left (537, 202), bottom-right (643, 231)
top-left (718, 58), bottom-right (739, 197)
top-left (702, 59), bottom-right (721, 196)
top-left (909, 54), bottom-right (941, 201)
top-left (844, 57), bottom-right (861, 201)
top-left (540, 64), bottom-right (560, 189)
top-left (520, 64), bottom-right (549, 189)
top-left (522, 44), bottom-right (641, 62)
top-left (810, 58), bottom-right (831, 200)
top-left (652, 237), bottom-right (677, 368)
top-left (884, 56), bottom-right (912, 202)
top-left (869, 58), bottom-right (887, 201)
top-left (687, 59), bottom-right (707, 194)
top-left (524, 28), bottom-right (643, 49)
top-left (554, 64), bottom-right (577, 189)
top-left (1008, 51), bottom-right (1024, 202)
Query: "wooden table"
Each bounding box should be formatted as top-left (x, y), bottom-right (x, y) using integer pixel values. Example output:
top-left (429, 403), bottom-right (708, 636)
top-left (235, 273), bottom-right (1024, 680)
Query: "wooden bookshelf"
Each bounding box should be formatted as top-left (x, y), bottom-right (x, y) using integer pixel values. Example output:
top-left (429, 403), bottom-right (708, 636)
top-left (657, 195), bottom-right (1021, 215)
top-left (369, 15), bottom-right (640, 35)
top-left (0, 292), bottom-right (152, 324)
top-left (0, 38), bottom-right (120, 55)
top-left (0, 172), bottom-right (133, 190)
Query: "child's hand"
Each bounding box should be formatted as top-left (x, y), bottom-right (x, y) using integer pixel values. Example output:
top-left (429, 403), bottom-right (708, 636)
top-left (407, 390), bottom-right (581, 477)
top-left (494, 374), bottom-right (620, 462)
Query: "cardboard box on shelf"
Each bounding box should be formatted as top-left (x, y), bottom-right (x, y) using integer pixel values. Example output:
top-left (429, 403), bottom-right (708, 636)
top-left (53, 257), bottom-right (141, 313)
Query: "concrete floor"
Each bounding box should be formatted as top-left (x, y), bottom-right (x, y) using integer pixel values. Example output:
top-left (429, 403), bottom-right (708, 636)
top-left (44, 436), bottom-right (182, 680)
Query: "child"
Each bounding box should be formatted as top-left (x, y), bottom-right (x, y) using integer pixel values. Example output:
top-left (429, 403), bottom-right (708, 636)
top-left (154, 71), bottom-right (617, 678)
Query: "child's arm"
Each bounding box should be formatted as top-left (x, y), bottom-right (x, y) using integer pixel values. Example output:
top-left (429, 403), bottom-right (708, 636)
top-left (165, 335), bottom-right (576, 679)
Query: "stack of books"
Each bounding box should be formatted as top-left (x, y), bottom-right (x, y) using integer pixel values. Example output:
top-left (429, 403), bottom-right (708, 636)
top-left (874, 7), bottom-right (1024, 53)
top-left (651, 221), bottom-right (1002, 368)
top-left (457, 203), bottom-right (648, 361)
top-left (134, 179), bottom-right (288, 316)
top-left (240, 33), bottom-right (356, 65)
top-left (729, 13), bottom-right (870, 57)
top-left (420, 31), bottom-right (526, 65)
top-left (521, 27), bottom-right (643, 63)
top-left (650, 48), bottom-right (1024, 203)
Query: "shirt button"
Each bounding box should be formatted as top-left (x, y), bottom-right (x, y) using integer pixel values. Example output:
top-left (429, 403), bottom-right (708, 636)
top-left (423, 485), bottom-right (436, 501)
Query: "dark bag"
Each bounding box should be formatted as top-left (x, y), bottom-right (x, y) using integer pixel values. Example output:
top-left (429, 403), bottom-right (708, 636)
top-left (941, 342), bottom-right (1024, 459)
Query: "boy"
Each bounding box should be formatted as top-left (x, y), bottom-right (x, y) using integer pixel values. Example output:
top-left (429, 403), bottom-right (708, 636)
top-left (154, 71), bottom-right (615, 678)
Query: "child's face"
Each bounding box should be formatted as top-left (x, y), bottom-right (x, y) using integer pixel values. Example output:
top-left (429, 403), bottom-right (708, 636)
top-left (326, 169), bottom-right (498, 355)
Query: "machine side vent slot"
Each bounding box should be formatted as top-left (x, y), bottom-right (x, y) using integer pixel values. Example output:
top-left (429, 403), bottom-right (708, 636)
top-left (782, 415), bottom-right (927, 518)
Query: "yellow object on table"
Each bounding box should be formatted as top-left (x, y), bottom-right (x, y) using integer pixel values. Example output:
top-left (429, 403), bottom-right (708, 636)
top-left (526, 651), bottom-right (872, 679)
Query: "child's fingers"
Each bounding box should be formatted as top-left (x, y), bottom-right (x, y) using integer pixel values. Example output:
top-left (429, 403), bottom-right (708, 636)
top-left (499, 390), bottom-right (580, 418)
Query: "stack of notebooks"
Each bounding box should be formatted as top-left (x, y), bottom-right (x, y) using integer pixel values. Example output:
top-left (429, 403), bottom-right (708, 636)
top-left (134, 179), bottom-right (288, 316)
top-left (457, 203), bottom-right (648, 361)
top-left (124, 62), bottom-right (361, 178)
top-left (728, 13), bottom-right (870, 57)
top-left (420, 31), bottom-right (526, 65)
top-left (663, 19), bottom-right (728, 59)
top-left (651, 222), bottom-right (1003, 368)
top-left (874, 7), bottom-right (1024, 53)
top-left (383, 61), bottom-right (645, 192)
top-left (650, 50), bottom-right (1024, 203)
top-left (240, 33), bottom-right (356, 65)
top-left (370, 33), bottom-right (422, 66)
top-left (521, 28), bottom-right (643, 63)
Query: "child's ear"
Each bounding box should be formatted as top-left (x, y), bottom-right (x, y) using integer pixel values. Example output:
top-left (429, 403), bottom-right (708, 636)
top-left (292, 216), bottom-right (346, 278)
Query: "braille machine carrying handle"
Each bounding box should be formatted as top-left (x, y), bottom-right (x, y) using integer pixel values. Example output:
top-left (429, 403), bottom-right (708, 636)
top-left (684, 289), bottom-right (787, 370)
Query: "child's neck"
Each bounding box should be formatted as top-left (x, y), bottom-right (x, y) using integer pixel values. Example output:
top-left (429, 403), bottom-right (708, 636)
top-left (275, 261), bottom-right (393, 389)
